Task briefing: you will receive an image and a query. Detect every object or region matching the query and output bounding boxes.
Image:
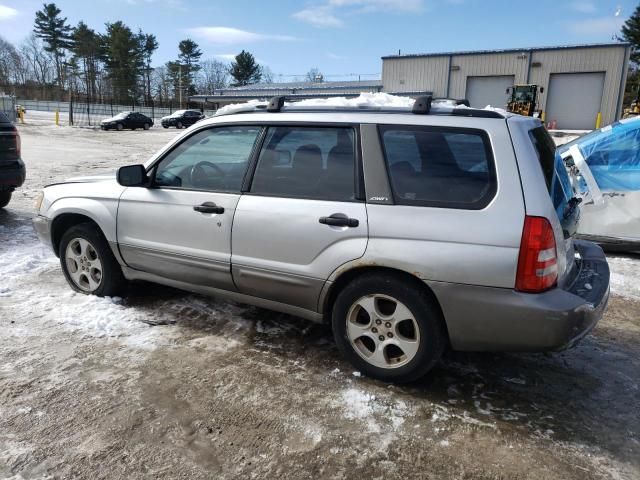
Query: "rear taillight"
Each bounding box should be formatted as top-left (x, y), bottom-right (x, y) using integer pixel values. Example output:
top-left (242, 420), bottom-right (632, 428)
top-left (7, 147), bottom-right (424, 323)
top-left (14, 129), bottom-right (20, 157)
top-left (515, 216), bottom-right (558, 293)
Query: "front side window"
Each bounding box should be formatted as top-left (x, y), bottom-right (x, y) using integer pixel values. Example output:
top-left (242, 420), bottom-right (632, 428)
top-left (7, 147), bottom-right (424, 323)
top-left (250, 126), bottom-right (357, 201)
top-left (154, 126), bottom-right (261, 192)
top-left (379, 125), bottom-right (496, 209)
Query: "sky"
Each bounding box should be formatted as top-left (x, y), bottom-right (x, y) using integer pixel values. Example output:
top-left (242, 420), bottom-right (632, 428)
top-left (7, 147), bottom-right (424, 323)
top-left (0, 0), bottom-right (634, 81)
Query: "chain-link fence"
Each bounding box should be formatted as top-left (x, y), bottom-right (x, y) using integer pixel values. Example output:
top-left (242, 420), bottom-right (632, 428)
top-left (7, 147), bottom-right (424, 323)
top-left (0, 96), bottom-right (16, 122)
top-left (16, 99), bottom-right (216, 126)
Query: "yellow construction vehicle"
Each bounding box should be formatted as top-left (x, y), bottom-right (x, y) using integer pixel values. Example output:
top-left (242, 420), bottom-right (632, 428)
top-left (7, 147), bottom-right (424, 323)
top-left (623, 97), bottom-right (640, 118)
top-left (506, 84), bottom-right (544, 118)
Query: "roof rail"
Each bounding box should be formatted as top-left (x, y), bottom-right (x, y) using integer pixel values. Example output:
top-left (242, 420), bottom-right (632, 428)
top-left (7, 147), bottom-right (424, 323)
top-left (411, 95), bottom-right (432, 114)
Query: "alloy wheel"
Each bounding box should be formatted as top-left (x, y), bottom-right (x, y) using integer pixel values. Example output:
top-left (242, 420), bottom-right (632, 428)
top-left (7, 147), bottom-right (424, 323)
top-left (65, 238), bottom-right (103, 292)
top-left (346, 294), bottom-right (420, 369)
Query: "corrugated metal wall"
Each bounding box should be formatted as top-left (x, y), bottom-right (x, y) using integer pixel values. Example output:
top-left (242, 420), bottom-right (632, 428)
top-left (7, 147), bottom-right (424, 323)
top-left (529, 46), bottom-right (629, 126)
top-left (448, 53), bottom-right (528, 99)
top-left (382, 45), bottom-right (629, 127)
top-left (382, 56), bottom-right (450, 96)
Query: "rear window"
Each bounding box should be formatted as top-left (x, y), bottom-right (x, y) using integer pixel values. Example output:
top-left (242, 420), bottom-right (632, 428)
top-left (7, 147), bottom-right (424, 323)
top-left (379, 125), bottom-right (496, 209)
top-left (529, 126), bottom-right (572, 218)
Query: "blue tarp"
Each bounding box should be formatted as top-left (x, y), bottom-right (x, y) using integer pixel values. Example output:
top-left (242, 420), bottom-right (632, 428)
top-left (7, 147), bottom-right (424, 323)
top-left (557, 116), bottom-right (640, 191)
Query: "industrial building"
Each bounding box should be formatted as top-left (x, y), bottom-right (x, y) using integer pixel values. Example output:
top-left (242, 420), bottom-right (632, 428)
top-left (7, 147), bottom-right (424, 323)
top-left (382, 43), bottom-right (630, 130)
top-left (190, 42), bottom-right (630, 131)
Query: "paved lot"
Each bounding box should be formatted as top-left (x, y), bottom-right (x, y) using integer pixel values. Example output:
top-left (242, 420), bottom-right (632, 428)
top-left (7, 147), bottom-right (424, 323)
top-left (1, 115), bottom-right (639, 479)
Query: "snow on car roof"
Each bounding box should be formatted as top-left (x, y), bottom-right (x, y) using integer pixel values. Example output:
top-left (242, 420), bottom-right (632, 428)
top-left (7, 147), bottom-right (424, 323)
top-left (214, 92), bottom-right (508, 118)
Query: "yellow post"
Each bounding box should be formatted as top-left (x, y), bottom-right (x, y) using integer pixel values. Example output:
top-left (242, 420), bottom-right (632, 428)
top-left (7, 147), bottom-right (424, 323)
top-left (55, 109), bottom-right (59, 126)
top-left (541, 111), bottom-right (545, 122)
top-left (19, 107), bottom-right (24, 124)
top-left (595, 112), bottom-right (602, 130)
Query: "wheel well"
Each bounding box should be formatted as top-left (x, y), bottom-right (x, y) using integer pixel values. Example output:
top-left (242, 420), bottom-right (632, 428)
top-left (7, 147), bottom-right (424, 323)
top-left (50, 214), bottom-right (101, 257)
top-left (323, 266), bottom-right (451, 344)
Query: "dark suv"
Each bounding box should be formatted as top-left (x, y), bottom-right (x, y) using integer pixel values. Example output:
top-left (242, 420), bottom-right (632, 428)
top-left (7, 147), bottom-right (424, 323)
top-left (100, 112), bottom-right (154, 131)
top-left (0, 112), bottom-right (25, 208)
top-left (161, 109), bottom-right (204, 129)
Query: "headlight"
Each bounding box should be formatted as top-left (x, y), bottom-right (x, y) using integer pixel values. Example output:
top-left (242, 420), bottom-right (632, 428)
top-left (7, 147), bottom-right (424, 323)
top-left (35, 191), bottom-right (44, 211)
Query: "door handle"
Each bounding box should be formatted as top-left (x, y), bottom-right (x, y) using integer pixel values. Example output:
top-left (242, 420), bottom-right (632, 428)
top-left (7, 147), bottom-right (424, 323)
top-left (319, 213), bottom-right (359, 228)
top-left (193, 202), bottom-right (225, 214)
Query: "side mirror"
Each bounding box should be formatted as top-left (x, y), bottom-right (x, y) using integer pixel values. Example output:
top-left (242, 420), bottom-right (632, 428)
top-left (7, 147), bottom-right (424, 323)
top-left (506, 88), bottom-right (511, 94)
top-left (539, 87), bottom-right (544, 94)
top-left (117, 164), bottom-right (148, 187)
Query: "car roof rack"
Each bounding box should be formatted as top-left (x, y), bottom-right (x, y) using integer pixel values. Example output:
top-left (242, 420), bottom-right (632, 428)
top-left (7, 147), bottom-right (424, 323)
top-left (215, 95), bottom-right (506, 119)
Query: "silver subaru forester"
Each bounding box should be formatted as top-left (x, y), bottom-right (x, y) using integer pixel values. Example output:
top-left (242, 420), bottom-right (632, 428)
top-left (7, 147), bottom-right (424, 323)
top-left (33, 96), bottom-right (610, 382)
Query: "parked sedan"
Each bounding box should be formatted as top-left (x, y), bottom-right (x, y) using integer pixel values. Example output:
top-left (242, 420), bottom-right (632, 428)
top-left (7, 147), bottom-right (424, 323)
top-left (100, 112), bottom-right (153, 131)
top-left (161, 109), bottom-right (204, 129)
top-left (0, 112), bottom-right (25, 208)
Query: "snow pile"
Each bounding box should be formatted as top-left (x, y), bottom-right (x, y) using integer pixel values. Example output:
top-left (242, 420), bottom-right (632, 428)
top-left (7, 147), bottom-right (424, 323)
top-left (607, 255), bottom-right (640, 300)
top-left (215, 99), bottom-right (265, 116)
top-left (337, 387), bottom-right (411, 434)
top-left (295, 92), bottom-right (414, 108)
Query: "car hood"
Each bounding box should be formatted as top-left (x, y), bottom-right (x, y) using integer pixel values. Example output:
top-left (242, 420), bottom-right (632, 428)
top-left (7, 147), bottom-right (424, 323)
top-left (101, 117), bottom-right (120, 123)
top-left (65, 172), bottom-right (116, 183)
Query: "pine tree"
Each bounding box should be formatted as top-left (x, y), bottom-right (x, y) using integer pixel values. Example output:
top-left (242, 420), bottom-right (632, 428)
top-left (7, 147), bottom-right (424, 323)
top-left (140, 34), bottom-right (158, 104)
top-left (34, 3), bottom-right (72, 89)
top-left (177, 39), bottom-right (202, 96)
top-left (102, 21), bottom-right (142, 104)
top-left (622, 5), bottom-right (640, 64)
top-left (230, 50), bottom-right (261, 86)
top-left (71, 22), bottom-right (102, 102)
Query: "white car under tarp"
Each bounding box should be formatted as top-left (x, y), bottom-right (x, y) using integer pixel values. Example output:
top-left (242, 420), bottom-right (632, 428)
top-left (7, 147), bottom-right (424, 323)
top-left (557, 117), bottom-right (640, 250)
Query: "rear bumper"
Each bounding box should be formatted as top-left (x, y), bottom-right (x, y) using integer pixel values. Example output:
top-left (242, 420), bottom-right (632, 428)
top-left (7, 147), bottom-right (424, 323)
top-left (430, 240), bottom-right (610, 352)
top-left (0, 160), bottom-right (26, 189)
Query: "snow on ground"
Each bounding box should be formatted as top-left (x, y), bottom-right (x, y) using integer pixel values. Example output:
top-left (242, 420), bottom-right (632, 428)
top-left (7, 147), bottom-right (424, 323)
top-left (0, 218), bottom-right (252, 351)
top-left (607, 255), bottom-right (640, 301)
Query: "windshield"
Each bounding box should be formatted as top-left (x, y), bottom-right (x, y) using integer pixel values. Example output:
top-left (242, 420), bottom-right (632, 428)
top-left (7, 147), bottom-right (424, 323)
top-left (559, 117), bottom-right (640, 192)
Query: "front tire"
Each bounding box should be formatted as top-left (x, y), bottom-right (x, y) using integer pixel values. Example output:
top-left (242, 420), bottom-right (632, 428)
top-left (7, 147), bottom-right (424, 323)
top-left (143, 123), bottom-right (150, 130)
top-left (177, 121), bottom-right (183, 129)
top-left (116, 123), bottom-right (123, 131)
top-left (59, 223), bottom-right (126, 297)
top-left (0, 191), bottom-right (11, 208)
top-left (332, 273), bottom-right (446, 383)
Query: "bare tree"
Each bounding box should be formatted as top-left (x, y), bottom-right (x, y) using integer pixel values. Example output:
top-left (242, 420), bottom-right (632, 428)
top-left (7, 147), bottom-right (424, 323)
top-left (306, 67), bottom-right (323, 83)
top-left (151, 64), bottom-right (172, 103)
top-left (197, 59), bottom-right (228, 93)
top-left (260, 65), bottom-right (274, 84)
top-left (21, 34), bottom-right (55, 88)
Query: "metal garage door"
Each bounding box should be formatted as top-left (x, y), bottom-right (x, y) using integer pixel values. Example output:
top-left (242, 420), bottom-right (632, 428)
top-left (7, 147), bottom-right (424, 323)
top-left (546, 72), bottom-right (605, 130)
top-left (466, 76), bottom-right (514, 109)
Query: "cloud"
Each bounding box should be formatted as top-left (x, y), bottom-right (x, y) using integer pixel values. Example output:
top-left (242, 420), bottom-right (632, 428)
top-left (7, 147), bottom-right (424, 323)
top-left (570, 1), bottom-right (597, 14)
top-left (0, 4), bottom-right (18, 20)
top-left (328, 0), bottom-right (425, 13)
top-left (187, 27), bottom-right (297, 45)
top-left (327, 52), bottom-right (348, 60)
top-left (214, 54), bottom-right (237, 62)
top-left (293, 6), bottom-right (344, 27)
top-left (293, 0), bottom-right (425, 28)
top-left (566, 16), bottom-right (624, 35)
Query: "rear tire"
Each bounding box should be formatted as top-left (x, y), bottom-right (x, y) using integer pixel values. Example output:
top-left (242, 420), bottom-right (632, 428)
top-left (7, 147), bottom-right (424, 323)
top-left (59, 223), bottom-right (126, 297)
top-left (0, 191), bottom-right (11, 208)
top-left (332, 273), bottom-right (446, 383)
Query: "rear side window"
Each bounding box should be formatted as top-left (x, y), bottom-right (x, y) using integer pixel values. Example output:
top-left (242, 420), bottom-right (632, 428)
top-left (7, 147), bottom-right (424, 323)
top-left (379, 125), bottom-right (496, 209)
top-left (250, 126), bottom-right (357, 201)
top-left (529, 126), bottom-right (572, 217)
